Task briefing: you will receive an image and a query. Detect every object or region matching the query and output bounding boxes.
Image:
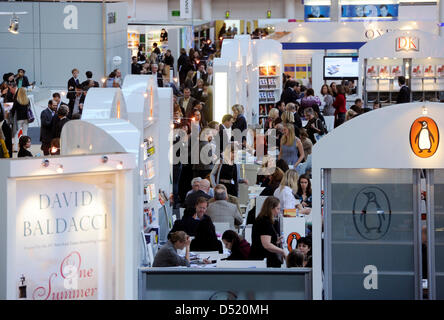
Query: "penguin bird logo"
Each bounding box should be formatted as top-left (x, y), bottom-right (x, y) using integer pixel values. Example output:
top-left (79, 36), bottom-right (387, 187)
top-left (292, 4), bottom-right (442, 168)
top-left (415, 121), bottom-right (434, 153)
top-left (353, 186), bottom-right (392, 240)
top-left (410, 117), bottom-right (439, 158)
top-left (360, 191), bottom-right (385, 233)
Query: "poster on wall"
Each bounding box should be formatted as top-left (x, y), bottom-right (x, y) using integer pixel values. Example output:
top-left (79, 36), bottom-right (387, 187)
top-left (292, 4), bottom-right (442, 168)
top-left (127, 33), bottom-right (140, 48)
top-left (15, 174), bottom-right (115, 300)
top-left (341, 4), bottom-right (398, 21)
top-left (296, 64), bottom-right (308, 79)
top-left (390, 65), bottom-right (402, 77)
top-left (366, 65), bottom-right (378, 78)
top-left (379, 65), bottom-right (390, 78)
top-left (412, 65), bottom-right (424, 78)
top-left (304, 6), bottom-right (331, 21)
top-left (424, 65), bottom-right (435, 78)
top-left (437, 65), bottom-right (444, 78)
top-left (284, 64), bottom-right (295, 79)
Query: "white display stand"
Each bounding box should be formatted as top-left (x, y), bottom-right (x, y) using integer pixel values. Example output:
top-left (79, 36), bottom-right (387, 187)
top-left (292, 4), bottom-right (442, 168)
top-left (359, 30), bottom-right (444, 106)
top-left (214, 37), bottom-right (282, 125)
top-left (0, 153), bottom-right (137, 300)
top-left (311, 102), bottom-right (444, 300)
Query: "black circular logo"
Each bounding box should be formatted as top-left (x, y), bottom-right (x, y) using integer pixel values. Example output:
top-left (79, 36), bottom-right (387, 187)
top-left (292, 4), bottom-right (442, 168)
top-left (352, 186), bottom-right (392, 240)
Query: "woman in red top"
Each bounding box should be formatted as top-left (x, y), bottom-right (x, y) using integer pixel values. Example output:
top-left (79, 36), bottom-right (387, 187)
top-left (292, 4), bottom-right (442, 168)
top-left (332, 85), bottom-right (346, 128)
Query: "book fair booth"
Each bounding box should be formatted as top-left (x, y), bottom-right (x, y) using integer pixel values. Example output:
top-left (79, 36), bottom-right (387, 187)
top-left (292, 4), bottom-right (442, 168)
top-left (312, 102), bottom-right (444, 300)
top-left (359, 30), bottom-right (444, 106)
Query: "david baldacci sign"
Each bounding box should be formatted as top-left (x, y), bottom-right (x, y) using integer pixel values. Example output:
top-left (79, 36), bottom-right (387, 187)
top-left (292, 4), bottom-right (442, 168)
top-left (15, 174), bottom-right (115, 300)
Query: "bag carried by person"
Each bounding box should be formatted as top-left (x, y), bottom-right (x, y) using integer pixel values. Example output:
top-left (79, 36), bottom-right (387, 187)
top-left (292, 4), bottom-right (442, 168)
top-left (27, 106), bottom-right (35, 123)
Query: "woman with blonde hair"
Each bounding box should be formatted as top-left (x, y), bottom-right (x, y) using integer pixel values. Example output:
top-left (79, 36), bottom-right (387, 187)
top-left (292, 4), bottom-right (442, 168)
top-left (264, 107), bottom-right (281, 132)
top-left (232, 104), bottom-right (247, 132)
top-left (273, 169), bottom-right (299, 211)
top-left (183, 70), bottom-right (195, 90)
top-left (278, 123), bottom-right (304, 167)
top-left (11, 87), bottom-right (31, 146)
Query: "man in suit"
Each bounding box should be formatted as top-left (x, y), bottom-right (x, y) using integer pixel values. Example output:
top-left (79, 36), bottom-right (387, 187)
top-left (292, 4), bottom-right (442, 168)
top-left (194, 64), bottom-right (208, 85)
top-left (397, 76), bottom-right (411, 104)
top-left (40, 99), bottom-right (57, 155)
top-left (68, 85), bottom-right (86, 118)
top-left (52, 92), bottom-right (68, 110)
top-left (178, 88), bottom-right (196, 116)
top-left (67, 68), bottom-right (80, 107)
top-left (52, 105), bottom-right (70, 139)
top-left (131, 56), bottom-right (141, 74)
top-left (218, 114), bottom-right (234, 158)
top-left (170, 197), bottom-right (209, 237)
top-left (183, 179), bottom-right (212, 217)
top-left (149, 64), bottom-right (164, 88)
top-left (81, 71), bottom-right (99, 89)
top-left (280, 80), bottom-right (301, 104)
top-left (206, 184), bottom-right (243, 232)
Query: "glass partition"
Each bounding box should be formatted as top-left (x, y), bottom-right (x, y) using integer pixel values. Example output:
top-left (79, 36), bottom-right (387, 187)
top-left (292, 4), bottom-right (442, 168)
top-left (433, 170), bottom-right (444, 299)
top-left (326, 169), bottom-right (419, 299)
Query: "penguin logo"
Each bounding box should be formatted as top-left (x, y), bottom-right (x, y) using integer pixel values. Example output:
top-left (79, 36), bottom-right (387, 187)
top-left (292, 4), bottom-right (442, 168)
top-left (352, 186), bottom-right (392, 240)
top-left (286, 232), bottom-right (301, 252)
top-left (410, 117), bottom-right (439, 158)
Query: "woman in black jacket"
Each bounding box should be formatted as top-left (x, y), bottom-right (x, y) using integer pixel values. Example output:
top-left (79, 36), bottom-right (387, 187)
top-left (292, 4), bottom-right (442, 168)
top-left (190, 216), bottom-right (223, 253)
top-left (17, 135), bottom-right (33, 157)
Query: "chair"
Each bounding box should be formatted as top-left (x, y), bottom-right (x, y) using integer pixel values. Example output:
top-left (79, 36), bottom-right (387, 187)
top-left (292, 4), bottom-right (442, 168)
top-left (147, 243), bottom-right (154, 267)
top-left (324, 116), bottom-right (335, 133)
top-left (216, 259), bottom-right (267, 268)
top-left (255, 196), bottom-right (268, 218)
top-left (213, 222), bottom-right (230, 236)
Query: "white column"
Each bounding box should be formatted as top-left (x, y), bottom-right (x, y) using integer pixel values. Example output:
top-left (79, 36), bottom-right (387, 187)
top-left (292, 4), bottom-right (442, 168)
top-left (284, 0), bottom-right (295, 19)
top-left (330, 0), bottom-right (339, 22)
top-left (439, 0), bottom-right (444, 36)
top-left (201, 0), bottom-right (212, 21)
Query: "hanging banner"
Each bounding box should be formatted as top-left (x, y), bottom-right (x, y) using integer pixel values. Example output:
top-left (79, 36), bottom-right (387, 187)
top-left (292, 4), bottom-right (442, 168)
top-left (15, 175), bottom-right (115, 300)
top-left (304, 5), bottom-right (331, 22)
top-left (180, 0), bottom-right (193, 19)
top-left (341, 4), bottom-right (398, 21)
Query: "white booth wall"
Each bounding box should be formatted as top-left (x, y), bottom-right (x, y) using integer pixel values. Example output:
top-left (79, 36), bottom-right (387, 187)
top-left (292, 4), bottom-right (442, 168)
top-left (0, 1), bottom-right (128, 88)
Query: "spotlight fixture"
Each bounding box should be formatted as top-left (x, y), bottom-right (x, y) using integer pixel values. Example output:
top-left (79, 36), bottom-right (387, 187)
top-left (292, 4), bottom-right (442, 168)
top-left (116, 161), bottom-right (123, 170)
top-left (422, 106), bottom-right (428, 115)
top-left (101, 155), bottom-right (109, 163)
top-left (8, 13), bottom-right (19, 34)
top-left (101, 155), bottom-right (124, 169)
top-left (41, 159), bottom-right (64, 174)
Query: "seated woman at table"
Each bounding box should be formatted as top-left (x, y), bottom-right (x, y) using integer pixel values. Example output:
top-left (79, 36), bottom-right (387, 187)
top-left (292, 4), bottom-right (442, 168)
top-left (249, 196), bottom-right (286, 268)
top-left (17, 135), bottom-right (33, 158)
top-left (273, 169), bottom-right (299, 212)
top-left (295, 174), bottom-right (312, 211)
top-left (190, 216), bottom-right (223, 253)
top-left (152, 231), bottom-right (191, 267)
top-left (222, 230), bottom-right (250, 260)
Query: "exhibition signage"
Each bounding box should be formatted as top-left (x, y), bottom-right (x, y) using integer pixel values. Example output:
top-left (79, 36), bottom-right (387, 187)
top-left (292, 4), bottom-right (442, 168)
top-left (341, 4), bottom-right (398, 21)
top-left (395, 36), bottom-right (419, 52)
top-left (409, 117), bottom-right (439, 158)
top-left (180, 0), bottom-right (193, 19)
top-left (304, 5), bottom-right (331, 22)
top-left (15, 175), bottom-right (115, 300)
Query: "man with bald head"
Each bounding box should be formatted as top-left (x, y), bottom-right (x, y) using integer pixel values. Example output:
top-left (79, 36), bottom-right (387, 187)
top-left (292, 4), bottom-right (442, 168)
top-left (183, 179), bottom-right (212, 216)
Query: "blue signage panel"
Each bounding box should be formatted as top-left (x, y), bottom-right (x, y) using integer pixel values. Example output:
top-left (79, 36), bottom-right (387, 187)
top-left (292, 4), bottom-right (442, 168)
top-left (304, 5), bottom-right (331, 22)
top-left (341, 4), bottom-right (398, 21)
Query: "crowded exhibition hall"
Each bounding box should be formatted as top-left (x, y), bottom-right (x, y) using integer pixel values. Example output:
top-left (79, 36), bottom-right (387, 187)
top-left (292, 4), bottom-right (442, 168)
top-left (1, 0), bottom-right (444, 305)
